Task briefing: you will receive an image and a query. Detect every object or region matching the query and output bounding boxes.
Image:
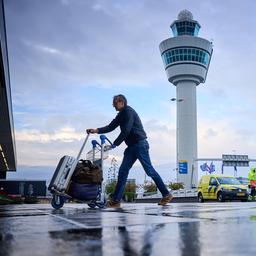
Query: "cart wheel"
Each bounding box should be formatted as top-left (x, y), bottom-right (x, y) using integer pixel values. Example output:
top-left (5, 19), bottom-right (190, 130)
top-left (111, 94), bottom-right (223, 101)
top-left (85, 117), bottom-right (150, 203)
top-left (51, 195), bottom-right (65, 209)
top-left (88, 202), bottom-right (96, 209)
top-left (96, 196), bottom-right (107, 209)
top-left (96, 202), bottom-right (105, 209)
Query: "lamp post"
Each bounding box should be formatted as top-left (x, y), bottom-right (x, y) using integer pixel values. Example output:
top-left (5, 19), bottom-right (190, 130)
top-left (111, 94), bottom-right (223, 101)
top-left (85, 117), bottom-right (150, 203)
top-left (170, 97), bottom-right (184, 184)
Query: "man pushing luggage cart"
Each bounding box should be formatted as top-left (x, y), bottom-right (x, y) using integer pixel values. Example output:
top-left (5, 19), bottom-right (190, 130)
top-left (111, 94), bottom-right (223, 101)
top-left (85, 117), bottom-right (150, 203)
top-left (87, 94), bottom-right (173, 208)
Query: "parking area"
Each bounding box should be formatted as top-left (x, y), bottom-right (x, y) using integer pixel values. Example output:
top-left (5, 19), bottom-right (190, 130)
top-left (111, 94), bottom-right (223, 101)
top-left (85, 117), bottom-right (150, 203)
top-left (1, 202), bottom-right (256, 255)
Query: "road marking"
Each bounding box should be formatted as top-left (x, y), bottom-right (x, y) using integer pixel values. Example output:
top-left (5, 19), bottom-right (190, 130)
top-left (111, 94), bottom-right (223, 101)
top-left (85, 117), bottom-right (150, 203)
top-left (35, 209), bottom-right (92, 229)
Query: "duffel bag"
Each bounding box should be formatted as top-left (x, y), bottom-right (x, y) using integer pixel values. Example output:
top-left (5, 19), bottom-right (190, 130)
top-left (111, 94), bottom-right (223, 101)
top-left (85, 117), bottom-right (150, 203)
top-left (71, 160), bottom-right (102, 184)
top-left (68, 181), bottom-right (99, 201)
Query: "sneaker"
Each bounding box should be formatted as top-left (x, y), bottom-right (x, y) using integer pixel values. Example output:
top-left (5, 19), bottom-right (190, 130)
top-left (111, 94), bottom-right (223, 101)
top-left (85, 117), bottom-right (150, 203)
top-left (106, 199), bottom-right (121, 208)
top-left (158, 194), bottom-right (173, 206)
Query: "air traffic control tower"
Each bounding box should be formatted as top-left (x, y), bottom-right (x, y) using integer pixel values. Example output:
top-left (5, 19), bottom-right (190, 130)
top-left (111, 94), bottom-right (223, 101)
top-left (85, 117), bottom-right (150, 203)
top-left (159, 10), bottom-right (213, 189)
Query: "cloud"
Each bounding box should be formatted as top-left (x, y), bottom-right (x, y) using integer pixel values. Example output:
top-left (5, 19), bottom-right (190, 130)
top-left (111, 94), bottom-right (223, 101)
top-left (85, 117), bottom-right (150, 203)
top-left (60, 0), bottom-right (74, 6)
top-left (144, 120), bottom-right (176, 165)
top-left (5, 0), bottom-right (175, 90)
top-left (22, 39), bottom-right (65, 56)
top-left (198, 119), bottom-right (256, 158)
top-left (15, 127), bottom-right (83, 143)
top-left (14, 118), bottom-right (176, 167)
top-left (203, 128), bottom-right (218, 139)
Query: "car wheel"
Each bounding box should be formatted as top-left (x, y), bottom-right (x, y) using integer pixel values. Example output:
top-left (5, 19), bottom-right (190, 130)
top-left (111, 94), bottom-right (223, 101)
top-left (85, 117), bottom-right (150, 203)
top-left (217, 192), bottom-right (225, 202)
top-left (241, 198), bottom-right (248, 202)
top-left (198, 193), bottom-right (204, 203)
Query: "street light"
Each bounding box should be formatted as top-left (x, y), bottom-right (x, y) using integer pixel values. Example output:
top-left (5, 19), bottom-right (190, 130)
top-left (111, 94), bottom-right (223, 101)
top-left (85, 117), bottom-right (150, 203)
top-left (170, 98), bottom-right (184, 102)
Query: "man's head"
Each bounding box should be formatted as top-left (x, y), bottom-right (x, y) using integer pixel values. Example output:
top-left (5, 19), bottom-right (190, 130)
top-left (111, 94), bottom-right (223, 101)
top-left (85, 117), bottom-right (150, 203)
top-left (113, 94), bottom-right (127, 111)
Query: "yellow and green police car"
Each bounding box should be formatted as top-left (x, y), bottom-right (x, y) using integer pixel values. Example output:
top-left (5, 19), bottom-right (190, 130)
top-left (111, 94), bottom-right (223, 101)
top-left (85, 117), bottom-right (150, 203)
top-left (197, 174), bottom-right (249, 202)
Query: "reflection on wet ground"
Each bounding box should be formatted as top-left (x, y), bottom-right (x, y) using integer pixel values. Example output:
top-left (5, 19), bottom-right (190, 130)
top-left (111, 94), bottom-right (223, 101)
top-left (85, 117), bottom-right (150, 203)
top-left (1, 202), bottom-right (256, 255)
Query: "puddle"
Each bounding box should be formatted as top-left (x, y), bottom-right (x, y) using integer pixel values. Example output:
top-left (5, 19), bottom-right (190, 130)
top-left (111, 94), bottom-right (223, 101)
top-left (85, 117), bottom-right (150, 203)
top-left (49, 228), bottom-right (102, 241)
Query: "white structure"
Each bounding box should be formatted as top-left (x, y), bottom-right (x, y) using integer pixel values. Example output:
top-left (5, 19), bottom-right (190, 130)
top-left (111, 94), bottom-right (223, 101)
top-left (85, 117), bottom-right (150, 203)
top-left (159, 10), bottom-right (213, 189)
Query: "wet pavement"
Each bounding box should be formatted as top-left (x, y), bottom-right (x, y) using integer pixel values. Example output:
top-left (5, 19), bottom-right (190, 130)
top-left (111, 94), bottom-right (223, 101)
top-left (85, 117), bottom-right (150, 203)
top-left (1, 202), bottom-right (256, 256)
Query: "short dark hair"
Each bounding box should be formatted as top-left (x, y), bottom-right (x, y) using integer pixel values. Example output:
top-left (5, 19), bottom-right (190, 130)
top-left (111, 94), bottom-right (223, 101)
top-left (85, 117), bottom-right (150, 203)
top-left (113, 94), bottom-right (127, 106)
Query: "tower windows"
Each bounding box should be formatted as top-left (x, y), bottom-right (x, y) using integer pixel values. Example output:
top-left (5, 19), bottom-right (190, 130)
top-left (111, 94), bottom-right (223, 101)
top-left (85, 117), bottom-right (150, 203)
top-left (171, 21), bottom-right (200, 36)
top-left (162, 47), bottom-right (210, 67)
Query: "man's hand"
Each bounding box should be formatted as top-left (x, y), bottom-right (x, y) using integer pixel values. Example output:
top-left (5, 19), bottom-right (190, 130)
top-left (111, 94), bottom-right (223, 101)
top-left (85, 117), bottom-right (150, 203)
top-left (86, 128), bottom-right (98, 134)
top-left (104, 144), bottom-right (116, 151)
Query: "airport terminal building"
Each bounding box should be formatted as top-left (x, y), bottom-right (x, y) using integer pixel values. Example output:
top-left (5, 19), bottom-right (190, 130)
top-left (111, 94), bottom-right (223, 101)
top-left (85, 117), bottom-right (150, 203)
top-left (0, 0), bottom-right (16, 179)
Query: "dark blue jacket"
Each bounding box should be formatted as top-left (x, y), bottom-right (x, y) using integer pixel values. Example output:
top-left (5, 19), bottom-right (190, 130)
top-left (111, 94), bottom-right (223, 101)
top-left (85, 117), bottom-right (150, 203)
top-left (97, 106), bottom-right (147, 146)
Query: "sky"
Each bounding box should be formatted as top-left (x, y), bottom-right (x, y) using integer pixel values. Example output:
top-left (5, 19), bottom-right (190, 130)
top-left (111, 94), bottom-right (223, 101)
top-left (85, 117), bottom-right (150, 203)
top-left (4, 0), bottom-right (256, 184)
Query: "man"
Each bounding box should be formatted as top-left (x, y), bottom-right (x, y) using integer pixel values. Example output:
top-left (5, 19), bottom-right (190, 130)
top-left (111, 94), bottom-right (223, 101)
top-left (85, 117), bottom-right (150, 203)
top-left (87, 94), bottom-right (173, 208)
top-left (248, 167), bottom-right (256, 198)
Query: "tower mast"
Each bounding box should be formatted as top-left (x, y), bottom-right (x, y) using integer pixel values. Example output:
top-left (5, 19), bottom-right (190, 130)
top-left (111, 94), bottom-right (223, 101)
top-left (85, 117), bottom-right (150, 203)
top-left (159, 10), bottom-right (213, 189)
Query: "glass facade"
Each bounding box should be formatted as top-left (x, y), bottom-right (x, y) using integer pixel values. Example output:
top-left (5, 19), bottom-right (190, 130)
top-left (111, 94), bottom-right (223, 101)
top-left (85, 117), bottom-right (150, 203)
top-left (171, 21), bottom-right (200, 36)
top-left (0, 0), bottom-right (16, 173)
top-left (162, 48), bottom-right (210, 67)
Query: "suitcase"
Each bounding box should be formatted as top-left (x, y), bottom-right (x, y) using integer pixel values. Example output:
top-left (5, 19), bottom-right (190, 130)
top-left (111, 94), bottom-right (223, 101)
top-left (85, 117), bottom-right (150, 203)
top-left (48, 134), bottom-right (90, 194)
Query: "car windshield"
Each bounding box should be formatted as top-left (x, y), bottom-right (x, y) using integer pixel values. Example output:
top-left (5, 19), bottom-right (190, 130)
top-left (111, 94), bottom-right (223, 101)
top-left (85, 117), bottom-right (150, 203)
top-left (216, 177), bottom-right (241, 185)
top-left (237, 178), bottom-right (249, 185)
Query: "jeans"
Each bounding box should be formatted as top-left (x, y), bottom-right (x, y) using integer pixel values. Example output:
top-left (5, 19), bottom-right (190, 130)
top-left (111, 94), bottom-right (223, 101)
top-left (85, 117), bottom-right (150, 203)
top-left (251, 187), bottom-right (256, 197)
top-left (112, 139), bottom-right (169, 202)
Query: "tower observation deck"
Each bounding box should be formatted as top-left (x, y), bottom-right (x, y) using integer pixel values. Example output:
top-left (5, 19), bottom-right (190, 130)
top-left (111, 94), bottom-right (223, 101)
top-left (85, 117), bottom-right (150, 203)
top-left (159, 10), bottom-right (213, 189)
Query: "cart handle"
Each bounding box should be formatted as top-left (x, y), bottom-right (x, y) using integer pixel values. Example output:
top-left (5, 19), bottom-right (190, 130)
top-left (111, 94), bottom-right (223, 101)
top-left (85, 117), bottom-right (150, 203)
top-left (91, 140), bottom-right (101, 148)
top-left (76, 133), bottom-right (90, 160)
top-left (100, 135), bottom-right (113, 146)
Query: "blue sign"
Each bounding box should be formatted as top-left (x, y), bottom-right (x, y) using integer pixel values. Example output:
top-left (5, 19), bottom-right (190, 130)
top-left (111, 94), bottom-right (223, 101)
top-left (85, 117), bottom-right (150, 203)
top-left (179, 161), bottom-right (188, 174)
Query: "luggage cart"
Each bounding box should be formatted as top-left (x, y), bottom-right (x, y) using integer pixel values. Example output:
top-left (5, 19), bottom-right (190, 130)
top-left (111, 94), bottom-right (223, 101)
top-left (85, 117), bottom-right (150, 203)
top-left (48, 134), bottom-right (113, 209)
